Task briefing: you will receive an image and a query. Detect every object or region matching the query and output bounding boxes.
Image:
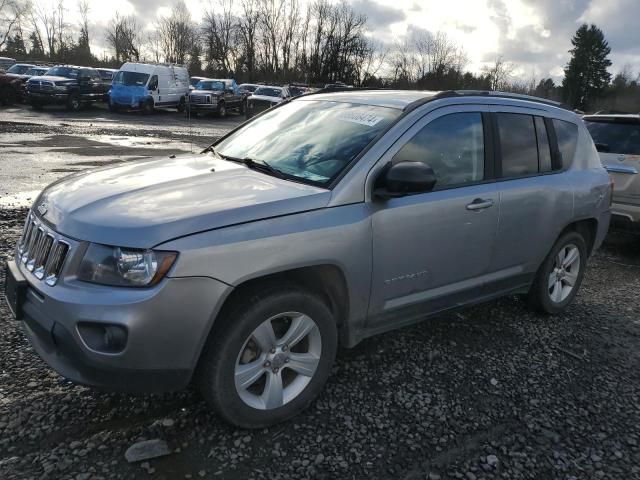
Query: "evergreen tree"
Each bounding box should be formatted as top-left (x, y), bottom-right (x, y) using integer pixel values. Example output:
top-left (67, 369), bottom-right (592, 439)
top-left (188, 42), bottom-right (203, 76)
top-left (562, 24), bottom-right (612, 111)
top-left (29, 32), bottom-right (45, 59)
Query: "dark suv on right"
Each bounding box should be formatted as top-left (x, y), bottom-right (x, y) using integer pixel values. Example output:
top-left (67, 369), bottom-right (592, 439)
top-left (27, 65), bottom-right (108, 111)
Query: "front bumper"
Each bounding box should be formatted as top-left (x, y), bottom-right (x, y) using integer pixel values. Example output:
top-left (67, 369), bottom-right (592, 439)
top-left (9, 258), bottom-right (230, 393)
top-left (188, 103), bottom-right (218, 111)
top-left (27, 92), bottom-right (69, 104)
top-left (611, 201), bottom-right (640, 225)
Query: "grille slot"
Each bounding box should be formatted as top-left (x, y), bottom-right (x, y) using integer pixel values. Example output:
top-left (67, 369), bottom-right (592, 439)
top-left (45, 242), bottom-right (69, 286)
top-left (17, 213), bottom-right (70, 286)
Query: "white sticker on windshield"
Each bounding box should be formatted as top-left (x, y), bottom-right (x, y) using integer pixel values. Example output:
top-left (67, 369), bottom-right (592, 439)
top-left (336, 111), bottom-right (383, 127)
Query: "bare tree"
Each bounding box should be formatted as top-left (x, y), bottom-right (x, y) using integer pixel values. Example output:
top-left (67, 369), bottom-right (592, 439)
top-left (237, 0), bottom-right (258, 78)
top-left (0, 0), bottom-right (28, 50)
top-left (483, 56), bottom-right (515, 90)
top-left (202, 0), bottom-right (237, 74)
top-left (156, 0), bottom-right (194, 64)
top-left (105, 12), bottom-right (140, 63)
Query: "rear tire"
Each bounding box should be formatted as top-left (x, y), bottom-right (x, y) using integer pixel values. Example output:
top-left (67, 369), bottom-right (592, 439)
top-left (528, 231), bottom-right (587, 314)
top-left (197, 285), bottom-right (337, 428)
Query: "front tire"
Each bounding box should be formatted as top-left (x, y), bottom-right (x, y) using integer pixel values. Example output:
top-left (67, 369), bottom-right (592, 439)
top-left (197, 286), bottom-right (337, 428)
top-left (66, 93), bottom-right (81, 112)
top-left (217, 101), bottom-right (227, 118)
top-left (177, 96), bottom-right (186, 113)
top-left (528, 231), bottom-right (587, 314)
top-left (140, 99), bottom-right (154, 115)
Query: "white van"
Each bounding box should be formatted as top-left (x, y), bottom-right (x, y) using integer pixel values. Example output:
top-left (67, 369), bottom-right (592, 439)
top-left (109, 62), bottom-right (190, 113)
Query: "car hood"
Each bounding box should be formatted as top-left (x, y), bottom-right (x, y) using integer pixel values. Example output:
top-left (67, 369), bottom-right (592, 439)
top-left (36, 154), bottom-right (330, 248)
top-left (251, 94), bottom-right (282, 103)
top-left (191, 89), bottom-right (223, 96)
top-left (28, 75), bottom-right (73, 82)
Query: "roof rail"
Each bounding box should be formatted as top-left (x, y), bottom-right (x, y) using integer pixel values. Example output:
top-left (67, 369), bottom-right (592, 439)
top-left (404, 90), bottom-right (572, 112)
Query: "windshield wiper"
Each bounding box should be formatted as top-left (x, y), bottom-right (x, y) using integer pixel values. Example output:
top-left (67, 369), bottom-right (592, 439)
top-left (205, 150), bottom-right (313, 183)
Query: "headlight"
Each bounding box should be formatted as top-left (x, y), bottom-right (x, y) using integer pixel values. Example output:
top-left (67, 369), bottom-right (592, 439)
top-left (78, 243), bottom-right (178, 287)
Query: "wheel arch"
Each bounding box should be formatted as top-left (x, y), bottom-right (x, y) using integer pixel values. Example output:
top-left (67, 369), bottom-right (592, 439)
top-left (196, 264), bottom-right (351, 366)
top-left (557, 217), bottom-right (598, 256)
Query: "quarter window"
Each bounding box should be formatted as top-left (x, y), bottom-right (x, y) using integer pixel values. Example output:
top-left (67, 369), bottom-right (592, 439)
top-left (552, 119), bottom-right (579, 167)
top-left (535, 116), bottom-right (552, 172)
top-left (393, 112), bottom-right (484, 188)
top-left (497, 113), bottom-right (538, 177)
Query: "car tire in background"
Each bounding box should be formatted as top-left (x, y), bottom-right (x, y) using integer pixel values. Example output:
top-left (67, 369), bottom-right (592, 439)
top-left (0, 86), bottom-right (16, 106)
top-left (66, 93), bottom-right (81, 112)
top-left (197, 285), bottom-right (338, 428)
top-left (140, 99), bottom-right (154, 115)
top-left (30, 100), bottom-right (43, 110)
top-left (239, 99), bottom-right (246, 114)
top-left (217, 101), bottom-right (227, 118)
top-left (528, 231), bottom-right (587, 315)
top-left (108, 100), bottom-right (119, 113)
top-left (177, 97), bottom-right (186, 113)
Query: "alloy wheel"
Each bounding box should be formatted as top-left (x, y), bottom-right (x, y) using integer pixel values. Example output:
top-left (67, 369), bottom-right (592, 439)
top-left (234, 312), bottom-right (321, 410)
top-left (548, 243), bottom-right (581, 303)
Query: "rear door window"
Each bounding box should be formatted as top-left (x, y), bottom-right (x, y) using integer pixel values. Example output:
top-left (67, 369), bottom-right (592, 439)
top-left (552, 119), bottom-right (579, 167)
top-left (497, 113), bottom-right (538, 177)
top-left (393, 112), bottom-right (485, 188)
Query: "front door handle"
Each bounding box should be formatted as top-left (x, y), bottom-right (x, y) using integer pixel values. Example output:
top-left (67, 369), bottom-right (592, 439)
top-left (466, 198), bottom-right (494, 211)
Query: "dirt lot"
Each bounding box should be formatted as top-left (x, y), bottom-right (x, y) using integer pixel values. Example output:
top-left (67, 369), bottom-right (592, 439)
top-left (1, 104), bottom-right (640, 480)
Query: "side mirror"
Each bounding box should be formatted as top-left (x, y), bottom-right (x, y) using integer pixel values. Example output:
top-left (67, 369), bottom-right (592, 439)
top-left (594, 142), bottom-right (609, 153)
top-left (374, 161), bottom-right (437, 199)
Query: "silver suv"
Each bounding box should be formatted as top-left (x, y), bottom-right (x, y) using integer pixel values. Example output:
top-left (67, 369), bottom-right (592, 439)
top-left (4, 90), bottom-right (612, 428)
top-left (583, 113), bottom-right (640, 230)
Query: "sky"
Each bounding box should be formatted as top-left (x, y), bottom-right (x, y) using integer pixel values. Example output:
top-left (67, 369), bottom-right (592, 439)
top-left (51, 0), bottom-right (640, 81)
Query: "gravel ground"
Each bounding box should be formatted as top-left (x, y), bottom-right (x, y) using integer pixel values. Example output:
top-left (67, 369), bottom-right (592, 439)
top-left (1, 106), bottom-right (640, 480)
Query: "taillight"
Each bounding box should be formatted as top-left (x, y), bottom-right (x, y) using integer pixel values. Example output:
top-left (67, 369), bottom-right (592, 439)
top-left (609, 175), bottom-right (614, 206)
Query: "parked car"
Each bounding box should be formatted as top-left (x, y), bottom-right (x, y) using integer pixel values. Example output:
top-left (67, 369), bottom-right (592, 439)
top-left (239, 83), bottom-right (260, 94)
top-left (97, 68), bottom-right (118, 83)
top-left (4, 90), bottom-right (611, 428)
top-left (109, 62), bottom-right (189, 113)
top-left (26, 65), bottom-right (108, 111)
top-left (0, 72), bottom-right (22, 105)
top-left (0, 57), bottom-right (15, 71)
top-left (584, 113), bottom-right (640, 230)
top-left (247, 85), bottom-right (290, 116)
top-left (187, 78), bottom-right (246, 117)
top-left (5, 63), bottom-right (35, 75)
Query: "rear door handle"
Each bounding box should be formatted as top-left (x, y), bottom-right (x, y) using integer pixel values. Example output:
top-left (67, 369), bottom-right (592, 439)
top-left (466, 198), bottom-right (494, 211)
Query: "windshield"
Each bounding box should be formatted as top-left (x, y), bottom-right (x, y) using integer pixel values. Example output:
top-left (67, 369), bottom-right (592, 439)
top-left (7, 64), bottom-right (31, 74)
top-left (46, 66), bottom-right (79, 78)
top-left (25, 68), bottom-right (46, 76)
top-left (240, 84), bottom-right (258, 92)
top-left (585, 119), bottom-right (640, 155)
top-left (99, 70), bottom-right (114, 80)
top-left (113, 71), bottom-right (150, 86)
top-left (196, 80), bottom-right (224, 91)
top-left (215, 100), bottom-right (400, 185)
top-left (254, 87), bottom-right (282, 97)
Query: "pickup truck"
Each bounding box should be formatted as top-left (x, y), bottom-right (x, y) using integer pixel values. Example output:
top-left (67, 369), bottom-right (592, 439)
top-left (187, 78), bottom-right (247, 117)
top-left (26, 65), bottom-right (109, 111)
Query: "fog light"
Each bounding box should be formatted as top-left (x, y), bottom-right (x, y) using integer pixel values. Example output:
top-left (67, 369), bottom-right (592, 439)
top-left (77, 322), bottom-right (127, 353)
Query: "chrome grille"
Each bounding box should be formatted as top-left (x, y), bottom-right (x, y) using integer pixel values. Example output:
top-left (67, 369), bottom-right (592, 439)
top-left (190, 95), bottom-right (210, 104)
top-left (17, 213), bottom-right (70, 286)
